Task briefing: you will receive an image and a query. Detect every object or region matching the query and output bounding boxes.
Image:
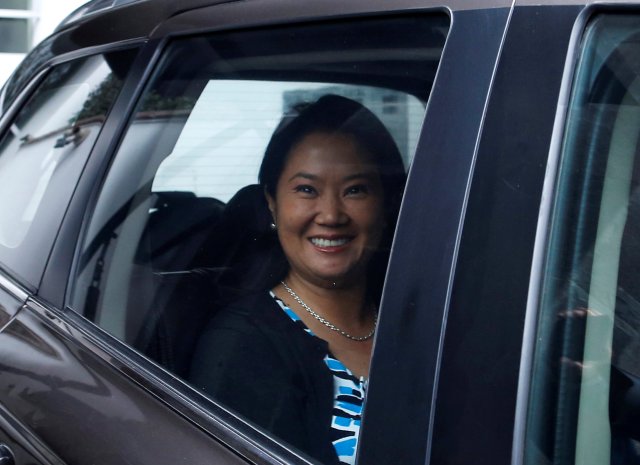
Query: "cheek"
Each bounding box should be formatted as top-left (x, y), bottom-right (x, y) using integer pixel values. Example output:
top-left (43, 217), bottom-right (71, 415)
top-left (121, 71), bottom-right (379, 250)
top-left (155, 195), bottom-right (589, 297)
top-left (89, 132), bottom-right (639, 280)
top-left (357, 202), bottom-right (386, 240)
top-left (365, 198), bottom-right (386, 225)
top-left (276, 201), bottom-right (313, 231)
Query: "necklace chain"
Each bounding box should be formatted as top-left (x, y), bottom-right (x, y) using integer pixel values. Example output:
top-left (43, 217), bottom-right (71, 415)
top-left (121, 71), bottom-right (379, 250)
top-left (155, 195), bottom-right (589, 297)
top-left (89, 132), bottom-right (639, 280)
top-left (280, 281), bottom-right (377, 342)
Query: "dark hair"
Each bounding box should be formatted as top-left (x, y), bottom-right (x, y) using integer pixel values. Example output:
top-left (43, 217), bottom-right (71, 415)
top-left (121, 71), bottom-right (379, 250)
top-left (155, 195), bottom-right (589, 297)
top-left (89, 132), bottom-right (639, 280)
top-left (257, 94), bottom-right (406, 302)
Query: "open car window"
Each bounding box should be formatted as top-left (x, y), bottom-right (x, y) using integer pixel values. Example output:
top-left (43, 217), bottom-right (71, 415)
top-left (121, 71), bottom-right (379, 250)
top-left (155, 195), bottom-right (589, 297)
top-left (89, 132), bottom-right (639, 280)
top-left (70, 13), bottom-right (449, 464)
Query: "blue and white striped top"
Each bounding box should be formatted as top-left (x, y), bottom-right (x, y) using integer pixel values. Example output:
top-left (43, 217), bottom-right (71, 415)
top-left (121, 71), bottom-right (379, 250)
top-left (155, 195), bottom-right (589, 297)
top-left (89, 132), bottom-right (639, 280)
top-left (271, 292), bottom-right (366, 465)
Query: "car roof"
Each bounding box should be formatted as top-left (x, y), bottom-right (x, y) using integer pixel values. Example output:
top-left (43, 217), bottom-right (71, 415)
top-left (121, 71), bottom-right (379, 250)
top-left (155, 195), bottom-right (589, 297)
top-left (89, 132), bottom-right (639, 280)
top-left (53, 0), bottom-right (599, 39)
top-left (54, 0), bottom-right (640, 46)
top-left (53, 0), bottom-right (611, 46)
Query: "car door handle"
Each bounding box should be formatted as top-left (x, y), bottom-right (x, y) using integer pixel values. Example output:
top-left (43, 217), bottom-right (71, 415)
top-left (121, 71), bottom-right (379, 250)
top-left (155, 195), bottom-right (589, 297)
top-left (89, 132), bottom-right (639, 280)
top-left (0, 444), bottom-right (14, 465)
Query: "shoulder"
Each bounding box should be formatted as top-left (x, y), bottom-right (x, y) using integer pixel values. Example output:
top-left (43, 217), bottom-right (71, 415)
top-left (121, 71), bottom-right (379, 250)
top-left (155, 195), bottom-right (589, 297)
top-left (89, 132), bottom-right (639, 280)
top-left (193, 291), bottom-right (311, 366)
top-left (191, 291), bottom-right (328, 372)
top-left (189, 292), bottom-right (291, 387)
top-left (221, 291), bottom-right (281, 318)
top-left (204, 291), bottom-right (292, 337)
top-left (189, 291), bottom-right (329, 399)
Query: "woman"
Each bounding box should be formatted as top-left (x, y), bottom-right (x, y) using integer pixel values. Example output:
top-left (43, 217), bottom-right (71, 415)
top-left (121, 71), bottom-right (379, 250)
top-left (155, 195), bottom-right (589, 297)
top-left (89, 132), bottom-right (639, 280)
top-left (189, 95), bottom-right (406, 465)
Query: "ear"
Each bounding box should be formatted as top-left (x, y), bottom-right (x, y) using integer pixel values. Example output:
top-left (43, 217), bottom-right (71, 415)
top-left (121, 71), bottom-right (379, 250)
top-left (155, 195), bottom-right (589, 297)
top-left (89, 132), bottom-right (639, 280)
top-left (264, 187), bottom-right (276, 219)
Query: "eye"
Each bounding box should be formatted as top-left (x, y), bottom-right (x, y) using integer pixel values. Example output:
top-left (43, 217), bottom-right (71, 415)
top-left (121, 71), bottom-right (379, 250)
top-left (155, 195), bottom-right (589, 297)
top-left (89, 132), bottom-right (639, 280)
top-left (345, 184), bottom-right (369, 196)
top-left (294, 184), bottom-right (317, 196)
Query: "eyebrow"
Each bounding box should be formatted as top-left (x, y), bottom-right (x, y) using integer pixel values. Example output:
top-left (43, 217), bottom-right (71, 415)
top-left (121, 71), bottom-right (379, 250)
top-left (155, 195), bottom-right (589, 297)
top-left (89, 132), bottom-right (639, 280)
top-left (287, 171), bottom-right (377, 182)
top-left (288, 172), bottom-right (317, 182)
top-left (344, 172), bottom-right (377, 182)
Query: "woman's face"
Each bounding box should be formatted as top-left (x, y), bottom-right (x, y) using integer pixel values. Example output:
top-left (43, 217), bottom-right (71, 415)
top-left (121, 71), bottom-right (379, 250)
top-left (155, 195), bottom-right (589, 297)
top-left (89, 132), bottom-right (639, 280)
top-left (266, 132), bottom-right (385, 289)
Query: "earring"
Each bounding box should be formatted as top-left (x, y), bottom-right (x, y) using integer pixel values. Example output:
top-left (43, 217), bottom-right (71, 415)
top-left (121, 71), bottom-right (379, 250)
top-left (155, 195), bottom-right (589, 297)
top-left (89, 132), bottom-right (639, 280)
top-left (270, 221), bottom-right (277, 230)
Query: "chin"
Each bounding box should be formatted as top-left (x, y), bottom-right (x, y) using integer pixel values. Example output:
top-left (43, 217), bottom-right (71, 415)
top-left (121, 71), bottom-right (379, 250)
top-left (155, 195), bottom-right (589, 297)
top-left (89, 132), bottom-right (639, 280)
top-left (314, 272), bottom-right (362, 289)
top-left (300, 261), bottom-right (369, 288)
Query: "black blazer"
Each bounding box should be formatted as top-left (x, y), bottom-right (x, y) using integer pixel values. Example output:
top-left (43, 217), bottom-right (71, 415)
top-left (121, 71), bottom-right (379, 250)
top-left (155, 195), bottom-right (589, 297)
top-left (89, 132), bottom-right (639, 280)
top-left (189, 291), bottom-right (340, 464)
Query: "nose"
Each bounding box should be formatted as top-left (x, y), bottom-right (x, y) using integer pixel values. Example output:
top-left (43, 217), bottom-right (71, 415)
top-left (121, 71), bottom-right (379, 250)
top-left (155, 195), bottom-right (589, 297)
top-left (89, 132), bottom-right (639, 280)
top-left (316, 192), bottom-right (348, 226)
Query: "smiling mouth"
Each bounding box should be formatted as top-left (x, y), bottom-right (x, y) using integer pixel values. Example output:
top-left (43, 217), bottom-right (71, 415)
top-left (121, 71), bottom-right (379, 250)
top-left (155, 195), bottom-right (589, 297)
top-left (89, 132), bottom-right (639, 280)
top-left (310, 237), bottom-right (351, 248)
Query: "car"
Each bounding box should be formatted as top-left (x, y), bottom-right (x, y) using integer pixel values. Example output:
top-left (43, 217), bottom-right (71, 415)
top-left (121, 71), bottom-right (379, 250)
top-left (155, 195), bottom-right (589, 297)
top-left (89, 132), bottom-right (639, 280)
top-left (0, 0), bottom-right (639, 464)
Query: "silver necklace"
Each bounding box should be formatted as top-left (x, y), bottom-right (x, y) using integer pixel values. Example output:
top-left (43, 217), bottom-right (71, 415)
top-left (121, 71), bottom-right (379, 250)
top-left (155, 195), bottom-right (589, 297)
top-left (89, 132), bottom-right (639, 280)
top-left (280, 281), bottom-right (377, 342)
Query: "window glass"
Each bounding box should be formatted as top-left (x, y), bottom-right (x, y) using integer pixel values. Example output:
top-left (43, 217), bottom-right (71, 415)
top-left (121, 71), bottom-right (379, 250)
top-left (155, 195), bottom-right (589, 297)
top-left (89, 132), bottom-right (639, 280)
top-left (152, 80), bottom-right (424, 201)
top-left (0, 18), bottom-right (30, 53)
top-left (526, 14), bottom-right (640, 465)
top-left (0, 0), bottom-right (30, 9)
top-left (72, 15), bottom-right (448, 464)
top-left (0, 50), bottom-right (135, 286)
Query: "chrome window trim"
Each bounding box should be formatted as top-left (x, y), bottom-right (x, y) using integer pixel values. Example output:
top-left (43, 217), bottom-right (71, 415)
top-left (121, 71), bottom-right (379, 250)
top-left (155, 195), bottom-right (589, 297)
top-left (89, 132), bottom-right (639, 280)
top-left (511, 4), bottom-right (591, 465)
top-left (0, 273), bottom-right (29, 303)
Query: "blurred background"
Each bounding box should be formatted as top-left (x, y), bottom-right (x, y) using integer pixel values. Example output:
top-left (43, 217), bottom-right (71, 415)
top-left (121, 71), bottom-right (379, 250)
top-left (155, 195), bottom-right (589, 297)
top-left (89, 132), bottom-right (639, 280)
top-left (0, 0), bottom-right (88, 86)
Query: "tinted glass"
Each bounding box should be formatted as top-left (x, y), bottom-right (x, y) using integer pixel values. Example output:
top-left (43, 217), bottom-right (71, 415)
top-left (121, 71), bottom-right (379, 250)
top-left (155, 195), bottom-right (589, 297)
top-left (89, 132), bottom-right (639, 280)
top-left (526, 14), bottom-right (640, 465)
top-left (71, 14), bottom-right (448, 464)
top-left (0, 50), bottom-right (135, 286)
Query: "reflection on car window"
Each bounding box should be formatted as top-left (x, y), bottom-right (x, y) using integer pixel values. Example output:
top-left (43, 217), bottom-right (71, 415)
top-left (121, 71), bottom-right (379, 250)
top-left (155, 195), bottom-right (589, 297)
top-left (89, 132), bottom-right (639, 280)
top-left (152, 80), bottom-right (424, 201)
top-left (526, 14), bottom-right (640, 465)
top-left (0, 50), bottom-right (134, 285)
top-left (71, 14), bottom-right (448, 464)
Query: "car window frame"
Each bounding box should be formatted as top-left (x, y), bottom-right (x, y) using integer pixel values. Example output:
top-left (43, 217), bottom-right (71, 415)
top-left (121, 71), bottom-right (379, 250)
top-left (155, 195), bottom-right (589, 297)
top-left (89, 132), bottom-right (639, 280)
top-left (61, 9), bottom-right (455, 465)
top-left (30, 3), bottom-right (515, 465)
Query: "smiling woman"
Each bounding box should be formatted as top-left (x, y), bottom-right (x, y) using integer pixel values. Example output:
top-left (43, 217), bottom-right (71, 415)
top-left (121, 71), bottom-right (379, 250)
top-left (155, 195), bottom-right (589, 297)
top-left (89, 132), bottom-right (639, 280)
top-left (267, 132), bottom-right (386, 294)
top-left (188, 95), bottom-right (406, 465)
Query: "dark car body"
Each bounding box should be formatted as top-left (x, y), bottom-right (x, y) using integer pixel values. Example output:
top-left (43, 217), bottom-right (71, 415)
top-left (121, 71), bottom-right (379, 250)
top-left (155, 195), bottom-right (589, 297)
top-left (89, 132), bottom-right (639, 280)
top-left (0, 0), bottom-right (639, 464)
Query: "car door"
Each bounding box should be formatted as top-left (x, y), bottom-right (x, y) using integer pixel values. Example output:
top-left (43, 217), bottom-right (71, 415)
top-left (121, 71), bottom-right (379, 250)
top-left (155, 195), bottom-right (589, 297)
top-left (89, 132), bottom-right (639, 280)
top-left (0, 1), bottom-right (518, 465)
top-left (51, 6), bottom-right (454, 464)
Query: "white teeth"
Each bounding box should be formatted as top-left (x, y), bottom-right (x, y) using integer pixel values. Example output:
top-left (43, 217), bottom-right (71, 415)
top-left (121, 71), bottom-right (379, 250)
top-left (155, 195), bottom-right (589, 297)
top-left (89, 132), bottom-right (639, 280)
top-left (311, 238), bottom-right (349, 247)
